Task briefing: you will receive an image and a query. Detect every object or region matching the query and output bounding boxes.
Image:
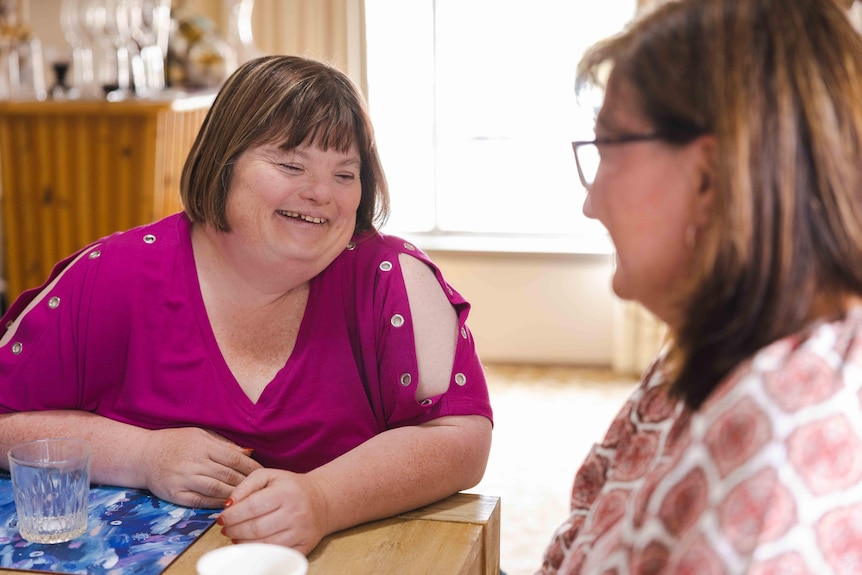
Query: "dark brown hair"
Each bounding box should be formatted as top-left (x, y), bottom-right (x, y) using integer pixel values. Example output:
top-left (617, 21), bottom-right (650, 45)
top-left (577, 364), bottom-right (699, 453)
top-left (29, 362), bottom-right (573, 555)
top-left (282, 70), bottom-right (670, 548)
top-left (579, 0), bottom-right (862, 408)
top-left (181, 55), bottom-right (389, 233)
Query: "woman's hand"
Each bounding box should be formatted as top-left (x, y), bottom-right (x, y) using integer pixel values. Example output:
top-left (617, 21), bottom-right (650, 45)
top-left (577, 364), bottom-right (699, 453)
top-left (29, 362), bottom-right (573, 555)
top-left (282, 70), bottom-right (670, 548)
top-left (217, 468), bottom-right (328, 555)
top-left (135, 427), bottom-right (263, 509)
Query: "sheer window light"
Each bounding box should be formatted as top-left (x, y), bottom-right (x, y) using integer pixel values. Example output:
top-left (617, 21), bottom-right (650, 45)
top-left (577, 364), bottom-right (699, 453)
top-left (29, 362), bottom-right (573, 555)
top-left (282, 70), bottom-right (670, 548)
top-left (365, 0), bottom-right (636, 253)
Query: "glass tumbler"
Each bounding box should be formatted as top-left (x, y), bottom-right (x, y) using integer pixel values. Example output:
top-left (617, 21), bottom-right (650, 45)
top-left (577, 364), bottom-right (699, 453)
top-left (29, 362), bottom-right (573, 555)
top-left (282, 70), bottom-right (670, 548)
top-left (8, 438), bottom-right (92, 544)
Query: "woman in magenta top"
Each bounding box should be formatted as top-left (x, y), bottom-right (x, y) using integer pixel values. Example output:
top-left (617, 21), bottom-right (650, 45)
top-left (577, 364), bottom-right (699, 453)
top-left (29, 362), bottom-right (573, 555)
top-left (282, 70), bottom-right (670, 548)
top-left (0, 55), bottom-right (493, 554)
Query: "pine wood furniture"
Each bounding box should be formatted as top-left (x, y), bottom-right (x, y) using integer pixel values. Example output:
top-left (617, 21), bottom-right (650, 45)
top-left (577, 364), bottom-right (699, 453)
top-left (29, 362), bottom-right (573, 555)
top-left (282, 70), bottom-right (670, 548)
top-left (168, 492), bottom-right (502, 575)
top-left (0, 94), bottom-right (214, 302)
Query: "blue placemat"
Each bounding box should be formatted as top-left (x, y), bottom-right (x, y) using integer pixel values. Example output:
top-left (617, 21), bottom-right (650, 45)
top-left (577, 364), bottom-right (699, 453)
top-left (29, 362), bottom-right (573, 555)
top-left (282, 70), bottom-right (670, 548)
top-left (0, 472), bottom-right (219, 574)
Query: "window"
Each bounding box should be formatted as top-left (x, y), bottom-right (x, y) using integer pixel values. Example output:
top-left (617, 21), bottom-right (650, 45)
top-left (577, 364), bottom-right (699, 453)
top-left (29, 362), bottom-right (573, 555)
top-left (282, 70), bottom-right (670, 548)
top-left (364, 0), bottom-right (636, 253)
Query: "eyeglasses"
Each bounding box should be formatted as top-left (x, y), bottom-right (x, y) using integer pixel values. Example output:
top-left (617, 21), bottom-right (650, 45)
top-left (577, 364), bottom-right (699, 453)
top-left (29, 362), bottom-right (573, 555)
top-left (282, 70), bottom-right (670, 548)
top-left (572, 133), bottom-right (668, 190)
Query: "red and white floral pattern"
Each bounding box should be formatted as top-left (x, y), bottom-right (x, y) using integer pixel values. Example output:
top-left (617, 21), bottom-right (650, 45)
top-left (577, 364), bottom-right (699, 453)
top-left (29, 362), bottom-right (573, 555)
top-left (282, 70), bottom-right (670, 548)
top-left (539, 309), bottom-right (862, 574)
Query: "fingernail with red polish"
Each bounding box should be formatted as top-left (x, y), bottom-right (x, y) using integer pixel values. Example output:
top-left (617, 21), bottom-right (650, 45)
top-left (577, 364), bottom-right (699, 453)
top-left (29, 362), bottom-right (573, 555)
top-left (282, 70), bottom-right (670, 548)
top-left (216, 516), bottom-right (224, 526)
top-left (241, 447), bottom-right (254, 456)
top-left (224, 498), bottom-right (234, 508)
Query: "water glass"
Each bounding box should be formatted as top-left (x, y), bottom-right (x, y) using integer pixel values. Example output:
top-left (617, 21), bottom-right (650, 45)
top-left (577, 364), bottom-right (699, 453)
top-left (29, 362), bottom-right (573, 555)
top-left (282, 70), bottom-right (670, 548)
top-left (7, 438), bottom-right (92, 544)
top-left (5, 35), bottom-right (47, 100)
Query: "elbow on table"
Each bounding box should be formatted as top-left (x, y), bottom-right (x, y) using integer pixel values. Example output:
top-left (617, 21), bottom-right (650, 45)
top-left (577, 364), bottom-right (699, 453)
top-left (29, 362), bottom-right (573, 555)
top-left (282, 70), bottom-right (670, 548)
top-left (458, 415), bottom-right (493, 489)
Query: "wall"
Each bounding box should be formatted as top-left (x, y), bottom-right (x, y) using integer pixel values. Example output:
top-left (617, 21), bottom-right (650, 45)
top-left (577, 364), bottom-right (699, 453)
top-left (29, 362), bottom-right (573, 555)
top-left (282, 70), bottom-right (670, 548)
top-left (27, 0), bottom-right (619, 367)
top-left (429, 251), bottom-right (616, 366)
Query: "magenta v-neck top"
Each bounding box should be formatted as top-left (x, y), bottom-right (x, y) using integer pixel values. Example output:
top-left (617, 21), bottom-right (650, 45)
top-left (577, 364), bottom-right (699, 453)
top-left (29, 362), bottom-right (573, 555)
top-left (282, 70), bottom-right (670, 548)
top-left (0, 214), bottom-right (492, 472)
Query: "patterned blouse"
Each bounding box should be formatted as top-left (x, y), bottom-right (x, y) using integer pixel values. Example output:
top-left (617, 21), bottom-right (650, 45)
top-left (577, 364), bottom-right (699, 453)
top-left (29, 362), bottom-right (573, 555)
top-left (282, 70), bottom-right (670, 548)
top-left (539, 308), bottom-right (862, 574)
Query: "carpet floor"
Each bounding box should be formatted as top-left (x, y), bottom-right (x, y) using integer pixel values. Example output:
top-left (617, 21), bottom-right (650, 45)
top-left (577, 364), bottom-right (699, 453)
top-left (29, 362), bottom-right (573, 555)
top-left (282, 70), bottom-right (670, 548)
top-left (466, 364), bottom-right (638, 575)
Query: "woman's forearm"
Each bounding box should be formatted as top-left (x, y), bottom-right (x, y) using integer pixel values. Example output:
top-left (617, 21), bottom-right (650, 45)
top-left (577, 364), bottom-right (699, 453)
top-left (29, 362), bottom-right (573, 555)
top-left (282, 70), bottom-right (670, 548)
top-left (0, 411), bottom-right (262, 508)
top-left (307, 414), bottom-right (492, 536)
top-left (0, 410), bottom-right (150, 488)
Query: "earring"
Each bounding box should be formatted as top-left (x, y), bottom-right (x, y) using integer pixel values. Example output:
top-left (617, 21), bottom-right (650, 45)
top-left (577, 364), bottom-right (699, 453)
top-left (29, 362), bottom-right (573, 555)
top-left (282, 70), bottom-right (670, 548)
top-left (685, 225), bottom-right (697, 249)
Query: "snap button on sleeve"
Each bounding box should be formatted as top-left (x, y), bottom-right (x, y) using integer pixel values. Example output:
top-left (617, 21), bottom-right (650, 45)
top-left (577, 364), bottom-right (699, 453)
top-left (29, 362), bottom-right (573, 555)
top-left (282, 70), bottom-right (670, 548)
top-left (346, 242), bottom-right (356, 250)
top-left (460, 326), bottom-right (467, 338)
top-left (403, 242), bottom-right (416, 251)
top-left (455, 373), bottom-right (467, 386)
top-left (11, 342), bottom-right (22, 354)
top-left (143, 234), bottom-right (156, 244)
top-left (48, 296), bottom-right (61, 309)
top-left (419, 398), bottom-right (433, 406)
top-left (88, 250), bottom-right (101, 259)
top-left (400, 373), bottom-right (412, 386)
top-left (379, 261), bottom-right (393, 272)
top-left (391, 314), bottom-right (405, 328)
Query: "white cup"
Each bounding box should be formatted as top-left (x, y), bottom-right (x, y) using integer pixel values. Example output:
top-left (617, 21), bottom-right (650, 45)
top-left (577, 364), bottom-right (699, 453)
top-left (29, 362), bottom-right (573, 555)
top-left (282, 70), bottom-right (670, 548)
top-left (196, 543), bottom-right (308, 575)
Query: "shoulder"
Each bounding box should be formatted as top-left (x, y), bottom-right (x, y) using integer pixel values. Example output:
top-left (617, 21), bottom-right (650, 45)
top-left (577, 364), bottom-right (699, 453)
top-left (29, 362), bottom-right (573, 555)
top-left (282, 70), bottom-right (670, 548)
top-left (329, 231), bottom-right (466, 303)
top-left (76, 214), bottom-right (189, 291)
top-left (703, 309), bottom-right (862, 414)
top-left (644, 313), bottom-right (862, 572)
top-left (1, 214), bottom-right (188, 327)
top-left (686, 309), bottom-right (862, 498)
top-left (340, 231), bottom-right (435, 268)
top-left (94, 213), bottom-right (187, 258)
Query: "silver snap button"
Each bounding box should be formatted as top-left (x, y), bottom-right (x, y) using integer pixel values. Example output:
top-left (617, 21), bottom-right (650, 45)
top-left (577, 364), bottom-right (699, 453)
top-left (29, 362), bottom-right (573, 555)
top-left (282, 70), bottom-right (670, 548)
top-left (455, 373), bottom-right (467, 386)
top-left (88, 250), bottom-right (101, 259)
top-left (48, 296), bottom-right (61, 309)
top-left (460, 327), bottom-right (467, 339)
top-left (403, 242), bottom-right (416, 251)
top-left (143, 234), bottom-right (156, 244)
top-left (11, 342), bottom-right (22, 355)
top-left (346, 242), bottom-right (356, 250)
top-left (419, 398), bottom-right (433, 406)
top-left (447, 286), bottom-right (453, 295)
top-left (391, 314), bottom-right (405, 328)
top-left (400, 373), bottom-right (412, 386)
top-left (380, 261), bottom-right (393, 272)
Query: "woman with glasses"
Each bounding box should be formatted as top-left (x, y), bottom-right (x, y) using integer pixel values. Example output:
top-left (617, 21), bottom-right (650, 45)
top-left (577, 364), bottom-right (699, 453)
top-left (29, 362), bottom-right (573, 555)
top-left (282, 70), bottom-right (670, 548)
top-left (542, 0), bottom-right (862, 572)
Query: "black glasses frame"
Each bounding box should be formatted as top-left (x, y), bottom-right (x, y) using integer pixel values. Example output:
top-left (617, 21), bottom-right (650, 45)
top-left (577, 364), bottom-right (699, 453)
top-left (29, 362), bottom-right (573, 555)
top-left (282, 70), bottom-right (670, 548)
top-left (571, 133), bottom-right (667, 190)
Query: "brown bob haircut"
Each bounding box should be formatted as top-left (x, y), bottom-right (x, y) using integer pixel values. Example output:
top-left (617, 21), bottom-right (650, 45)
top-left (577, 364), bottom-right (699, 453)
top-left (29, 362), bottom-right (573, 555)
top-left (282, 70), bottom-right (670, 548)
top-left (578, 0), bottom-right (862, 408)
top-left (181, 55), bottom-right (389, 234)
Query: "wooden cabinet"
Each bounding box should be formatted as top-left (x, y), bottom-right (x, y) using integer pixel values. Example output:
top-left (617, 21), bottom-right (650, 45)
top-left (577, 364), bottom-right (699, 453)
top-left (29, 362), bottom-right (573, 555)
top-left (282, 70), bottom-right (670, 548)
top-left (0, 94), bottom-right (214, 302)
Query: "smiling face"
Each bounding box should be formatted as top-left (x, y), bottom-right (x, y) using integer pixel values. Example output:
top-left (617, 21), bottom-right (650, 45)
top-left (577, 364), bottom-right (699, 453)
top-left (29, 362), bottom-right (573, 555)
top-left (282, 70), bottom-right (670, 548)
top-left (582, 74), bottom-right (715, 326)
top-left (216, 140), bottom-right (362, 278)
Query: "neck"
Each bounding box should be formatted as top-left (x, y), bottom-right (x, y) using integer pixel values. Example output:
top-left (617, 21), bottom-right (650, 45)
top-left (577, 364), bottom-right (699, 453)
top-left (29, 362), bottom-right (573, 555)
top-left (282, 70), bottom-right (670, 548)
top-left (190, 222), bottom-right (314, 303)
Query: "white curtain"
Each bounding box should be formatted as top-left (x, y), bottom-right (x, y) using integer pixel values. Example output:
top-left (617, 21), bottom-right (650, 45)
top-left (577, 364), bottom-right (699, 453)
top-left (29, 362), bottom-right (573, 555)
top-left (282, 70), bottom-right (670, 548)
top-left (194, 0), bottom-right (366, 91)
top-left (251, 0), bottom-right (365, 89)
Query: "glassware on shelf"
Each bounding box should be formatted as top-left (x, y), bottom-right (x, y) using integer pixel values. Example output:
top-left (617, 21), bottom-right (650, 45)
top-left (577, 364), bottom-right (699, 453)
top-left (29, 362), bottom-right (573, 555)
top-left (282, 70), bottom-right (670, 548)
top-left (0, 0), bottom-right (47, 100)
top-left (0, 0), bottom-right (14, 99)
top-left (130, 0), bottom-right (171, 96)
top-left (45, 48), bottom-right (73, 99)
top-left (224, 0), bottom-right (259, 70)
top-left (79, 0), bottom-right (118, 95)
top-left (104, 0), bottom-right (140, 96)
top-left (60, 0), bottom-right (95, 97)
top-left (74, 0), bottom-right (170, 99)
top-left (52, 61), bottom-right (69, 98)
top-left (76, 0), bottom-right (137, 98)
top-left (7, 35), bottom-right (45, 100)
